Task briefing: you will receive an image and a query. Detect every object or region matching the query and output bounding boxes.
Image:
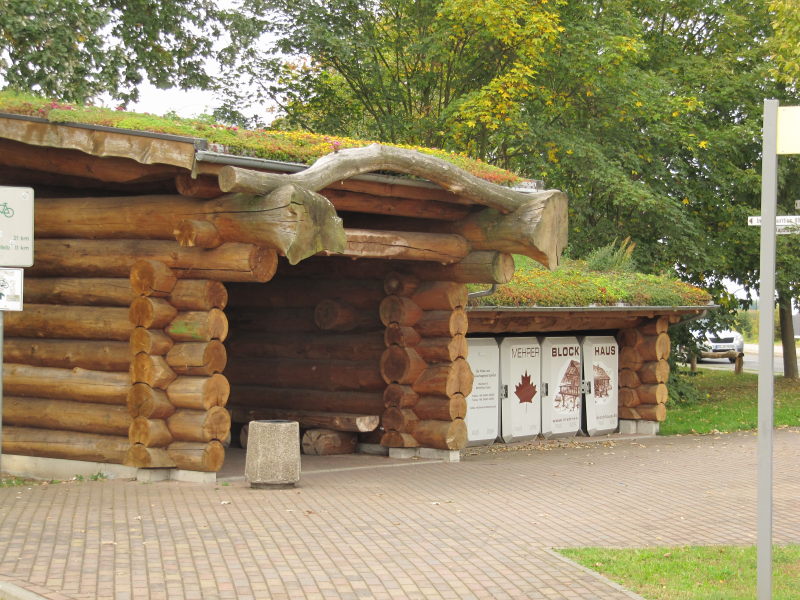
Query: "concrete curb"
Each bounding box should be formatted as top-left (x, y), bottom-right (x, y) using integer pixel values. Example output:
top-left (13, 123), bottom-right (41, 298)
top-left (543, 548), bottom-right (649, 600)
top-left (0, 581), bottom-right (47, 600)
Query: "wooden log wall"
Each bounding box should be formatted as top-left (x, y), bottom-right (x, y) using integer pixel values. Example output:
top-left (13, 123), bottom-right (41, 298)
top-left (379, 272), bottom-right (472, 451)
top-left (126, 260), bottom-right (230, 472)
top-left (224, 274), bottom-right (387, 455)
top-left (616, 317), bottom-right (670, 422)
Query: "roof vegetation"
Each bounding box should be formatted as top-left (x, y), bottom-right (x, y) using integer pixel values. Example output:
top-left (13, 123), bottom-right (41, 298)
top-left (0, 90), bottom-right (522, 186)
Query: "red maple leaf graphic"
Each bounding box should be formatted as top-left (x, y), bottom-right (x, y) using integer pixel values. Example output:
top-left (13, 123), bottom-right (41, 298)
top-left (515, 371), bottom-right (537, 404)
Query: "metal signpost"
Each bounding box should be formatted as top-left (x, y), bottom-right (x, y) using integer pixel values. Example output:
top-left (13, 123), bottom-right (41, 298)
top-left (0, 186), bottom-right (34, 475)
top-left (749, 100), bottom-right (800, 599)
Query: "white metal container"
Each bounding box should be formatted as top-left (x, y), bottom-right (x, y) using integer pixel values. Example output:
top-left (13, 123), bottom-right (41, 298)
top-left (465, 337), bottom-right (500, 446)
top-left (499, 337), bottom-right (542, 442)
top-left (540, 336), bottom-right (582, 438)
top-left (581, 336), bottom-right (619, 436)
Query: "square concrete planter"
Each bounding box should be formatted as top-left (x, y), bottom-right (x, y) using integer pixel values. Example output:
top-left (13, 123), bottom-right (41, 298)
top-left (244, 420), bottom-right (301, 488)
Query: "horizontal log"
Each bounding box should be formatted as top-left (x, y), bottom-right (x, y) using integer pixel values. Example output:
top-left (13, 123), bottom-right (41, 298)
top-left (130, 354), bottom-right (177, 389)
top-left (618, 368), bottom-right (641, 389)
top-left (167, 440), bottom-right (225, 472)
top-left (380, 431), bottom-right (419, 448)
top-left (167, 406), bottom-right (231, 443)
top-left (325, 229), bottom-right (470, 263)
top-left (638, 333), bottom-right (671, 362)
top-left (3, 396), bottom-right (132, 436)
top-left (301, 429), bottom-right (357, 455)
top-left (128, 297), bottom-right (178, 328)
top-left (238, 408), bottom-right (379, 432)
top-left (24, 277), bottom-right (134, 306)
top-left (638, 360), bottom-right (670, 384)
top-left (127, 383), bottom-right (176, 419)
top-left (619, 346), bottom-right (643, 371)
top-left (165, 341), bottom-right (227, 376)
top-left (637, 383), bottom-right (668, 405)
top-left (168, 280), bottom-right (228, 311)
top-left (129, 260), bottom-right (177, 297)
top-left (619, 387), bottom-right (641, 408)
top-left (384, 324), bottom-right (422, 348)
top-left (225, 358), bottom-right (385, 392)
top-left (412, 394), bottom-right (467, 421)
top-left (379, 296), bottom-right (423, 327)
top-left (31, 239), bottom-right (278, 282)
top-left (415, 309), bottom-right (468, 337)
top-left (3, 338), bottom-right (130, 371)
top-left (226, 332), bottom-right (386, 362)
top-left (314, 299), bottom-right (379, 332)
top-left (175, 173), bottom-right (224, 199)
top-left (383, 272), bottom-right (421, 297)
top-left (2, 426), bottom-right (130, 464)
top-left (619, 404), bottom-right (666, 422)
top-left (640, 316), bottom-right (669, 335)
top-left (322, 187), bottom-right (471, 220)
top-left (383, 384), bottom-right (419, 408)
top-left (617, 328), bottom-right (643, 348)
top-left (412, 418), bottom-right (467, 450)
top-left (381, 407), bottom-right (419, 433)
top-left (415, 335), bottom-right (468, 363)
top-left (174, 219), bottom-right (223, 248)
top-left (225, 278), bottom-right (384, 309)
top-left (3, 363), bottom-right (129, 405)
top-left (129, 328), bottom-right (174, 356)
top-left (412, 358), bottom-right (473, 397)
top-left (167, 374), bottom-right (230, 410)
top-left (125, 445), bottom-right (176, 468)
top-left (166, 309), bottom-right (229, 342)
top-left (5, 304), bottom-right (134, 341)
top-left (380, 346), bottom-right (427, 384)
top-left (229, 385), bottom-right (384, 415)
top-left (411, 282), bottom-right (468, 310)
top-left (33, 190), bottom-right (345, 265)
top-left (129, 417), bottom-right (173, 447)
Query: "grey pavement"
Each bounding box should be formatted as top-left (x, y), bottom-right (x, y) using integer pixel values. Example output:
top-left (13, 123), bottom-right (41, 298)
top-left (1, 429), bottom-right (799, 599)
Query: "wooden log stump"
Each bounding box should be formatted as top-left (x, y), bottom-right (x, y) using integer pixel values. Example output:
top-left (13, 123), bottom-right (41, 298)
top-left (130, 328), bottom-right (174, 356)
top-left (379, 296), bottom-right (423, 327)
top-left (168, 280), bottom-right (228, 311)
top-left (638, 360), bottom-right (670, 384)
top-left (3, 426), bottom-right (130, 464)
top-left (25, 278), bottom-right (134, 306)
top-left (130, 354), bottom-right (177, 389)
top-left (380, 346), bottom-right (427, 384)
top-left (167, 440), bottom-right (225, 471)
top-left (129, 260), bottom-right (177, 297)
top-left (638, 333), bottom-right (671, 362)
top-left (617, 328), bottom-right (643, 348)
top-left (412, 419), bottom-right (467, 450)
top-left (128, 297), bottom-right (178, 328)
top-left (127, 383), bottom-right (176, 419)
top-left (640, 316), bottom-right (669, 335)
top-left (167, 406), bottom-right (231, 442)
top-left (4, 338), bottom-right (130, 372)
top-left (637, 383), bottom-right (668, 405)
top-left (5, 305), bottom-right (134, 341)
top-left (412, 358), bottom-right (473, 397)
top-left (167, 374), bottom-right (230, 410)
top-left (3, 364), bottom-right (129, 405)
top-left (415, 308), bottom-right (468, 337)
top-left (411, 282), bottom-right (468, 310)
top-left (2, 396), bottom-right (132, 436)
top-left (165, 341), bottom-right (227, 376)
top-left (412, 394), bottom-right (467, 421)
top-left (301, 429), bottom-right (357, 455)
top-left (129, 417), bottom-right (174, 447)
top-left (167, 309), bottom-right (229, 342)
top-left (415, 335), bottom-right (468, 362)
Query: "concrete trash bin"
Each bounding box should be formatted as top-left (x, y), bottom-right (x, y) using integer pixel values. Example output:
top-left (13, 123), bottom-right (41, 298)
top-left (244, 420), bottom-right (301, 488)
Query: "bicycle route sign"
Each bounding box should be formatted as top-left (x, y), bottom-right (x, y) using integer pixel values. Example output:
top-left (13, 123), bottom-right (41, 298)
top-left (0, 186), bottom-right (34, 267)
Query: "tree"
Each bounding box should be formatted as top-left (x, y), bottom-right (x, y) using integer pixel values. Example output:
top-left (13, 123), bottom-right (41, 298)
top-left (0, 0), bottom-right (226, 104)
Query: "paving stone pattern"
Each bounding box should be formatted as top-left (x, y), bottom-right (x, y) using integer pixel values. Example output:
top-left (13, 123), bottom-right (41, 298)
top-left (1, 429), bottom-right (799, 599)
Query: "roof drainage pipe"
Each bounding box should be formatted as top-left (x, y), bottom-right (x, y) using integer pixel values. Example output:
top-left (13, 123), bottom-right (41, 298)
top-left (467, 284), bottom-right (497, 300)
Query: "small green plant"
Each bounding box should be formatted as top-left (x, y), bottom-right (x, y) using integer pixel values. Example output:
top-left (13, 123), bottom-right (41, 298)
top-left (89, 472), bottom-right (108, 481)
top-left (585, 237), bottom-right (637, 272)
top-left (0, 476), bottom-right (32, 487)
top-left (666, 369), bottom-right (705, 405)
top-left (73, 474), bottom-right (85, 481)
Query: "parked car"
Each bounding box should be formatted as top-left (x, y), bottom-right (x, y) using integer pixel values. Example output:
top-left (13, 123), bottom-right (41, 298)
top-left (693, 328), bottom-right (745, 362)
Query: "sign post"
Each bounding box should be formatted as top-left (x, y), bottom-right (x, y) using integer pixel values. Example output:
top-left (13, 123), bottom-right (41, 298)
top-left (0, 186), bottom-right (34, 475)
top-left (752, 101), bottom-right (800, 599)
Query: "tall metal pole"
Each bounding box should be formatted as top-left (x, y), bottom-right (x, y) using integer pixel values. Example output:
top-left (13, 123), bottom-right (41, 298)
top-left (757, 98), bottom-right (779, 600)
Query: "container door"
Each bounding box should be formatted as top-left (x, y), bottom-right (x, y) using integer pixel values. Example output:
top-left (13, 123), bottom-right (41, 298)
top-left (465, 337), bottom-right (500, 446)
top-left (499, 337), bottom-right (542, 443)
top-left (541, 336), bottom-right (582, 438)
top-left (582, 336), bottom-right (619, 436)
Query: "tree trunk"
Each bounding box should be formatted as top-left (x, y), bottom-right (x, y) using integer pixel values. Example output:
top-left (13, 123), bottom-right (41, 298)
top-left (778, 292), bottom-right (798, 379)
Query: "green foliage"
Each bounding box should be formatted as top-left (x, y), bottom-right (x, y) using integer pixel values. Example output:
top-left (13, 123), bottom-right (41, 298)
top-left (0, 476), bottom-right (33, 487)
top-left (0, 90), bottom-right (521, 185)
top-left (666, 369), bottom-right (706, 406)
top-left (584, 238), bottom-right (637, 273)
top-left (659, 369), bottom-right (800, 435)
top-left (469, 257), bottom-right (711, 308)
top-left (0, 0), bottom-right (225, 104)
top-left (560, 545), bottom-right (800, 600)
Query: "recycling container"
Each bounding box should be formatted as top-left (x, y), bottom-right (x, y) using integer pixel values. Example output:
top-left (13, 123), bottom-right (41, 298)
top-left (581, 336), bottom-right (619, 436)
top-left (499, 336), bottom-right (542, 443)
top-left (465, 337), bottom-right (500, 446)
top-left (540, 336), bottom-right (582, 438)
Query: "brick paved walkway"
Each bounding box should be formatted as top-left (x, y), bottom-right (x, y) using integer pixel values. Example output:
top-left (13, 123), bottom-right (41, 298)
top-left (1, 429), bottom-right (798, 599)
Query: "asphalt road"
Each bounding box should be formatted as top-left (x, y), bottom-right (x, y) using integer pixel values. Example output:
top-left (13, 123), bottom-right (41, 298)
top-left (694, 343), bottom-right (797, 375)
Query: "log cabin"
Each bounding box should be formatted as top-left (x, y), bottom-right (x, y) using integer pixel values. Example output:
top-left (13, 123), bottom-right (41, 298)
top-left (0, 106), bottom-right (707, 479)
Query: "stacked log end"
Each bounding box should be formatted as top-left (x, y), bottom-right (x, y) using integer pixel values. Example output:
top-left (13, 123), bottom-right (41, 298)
top-left (379, 273), bottom-right (471, 451)
top-left (617, 317), bottom-right (670, 422)
top-left (126, 260), bottom-right (231, 472)
top-left (225, 275), bottom-right (386, 455)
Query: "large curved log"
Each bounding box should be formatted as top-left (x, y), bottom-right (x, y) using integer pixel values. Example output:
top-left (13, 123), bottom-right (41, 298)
top-left (220, 144), bottom-right (538, 214)
top-left (33, 187), bottom-right (346, 264)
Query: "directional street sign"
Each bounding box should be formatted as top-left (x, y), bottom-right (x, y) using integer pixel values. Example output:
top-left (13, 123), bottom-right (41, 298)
top-left (747, 215), bottom-right (800, 234)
